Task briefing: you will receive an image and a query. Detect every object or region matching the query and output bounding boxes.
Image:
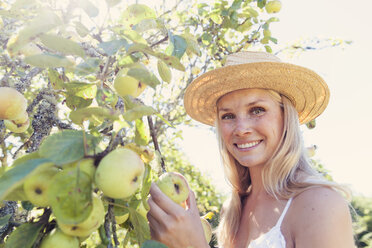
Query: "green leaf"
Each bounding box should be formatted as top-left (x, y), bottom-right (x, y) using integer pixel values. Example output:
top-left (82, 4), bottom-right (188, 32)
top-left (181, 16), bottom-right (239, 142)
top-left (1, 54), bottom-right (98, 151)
top-left (7, 9), bottom-right (62, 55)
top-left (155, 54), bottom-right (185, 71)
top-left (269, 36), bottom-right (278, 44)
top-left (38, 130), bottom-right (86, 166)
top-left (123, 106), bottom-right (157, 122)
top-left (48, 69), bottom-right (66, 90)
top-left (127, 43), bottom-right (185, 71)
top-left (4, 223), bottom-right (43, 248)
top-left (201, 33), bottom-right (212, 45)
top-left (0, 158), bottom-right (50, 201)
top-left (120, 4), bottom-right (156, 28)
top-left (257, 0), bottom-right (266, 9)
top-left (141, 240), bottom-right (168, 248)
top-left (69, 107), bottom-right (119, 125)
top-left (135, 119), bottom-right (149, 146)
top-left (74, 58), bottom-right (100, 76)
top-left (129, 207), bottom-right (151, 245)
top-left (0, 214), bottom-right (12, 227)
top-left (182, 33), bottom-right (201, 56)
top-left (134, 18), bottom-right (158, 33)
top-left (170, 35), bottom-right (187, 59)
top-left (120, 29), bottom-right (148, 44)
top-left (40, 34), bottom-right (85, 57)
top-left (74, 21), bottom-right (90, 38)
top-left (65, 95), bottom-right (93, 110)
top-left (141, 164), bottom-right (152, 201)
top-left (264, 45), bottom-right (272, 53)
top-left (24, 53), bottom-right (74, 69)
top-left (106, 0), bottom-right (121, 7)
top-left (47, 169), bottom-right (92, 224)
top-left (99, 39), bottom-right (128, 56)
top-left (65, 82), bottom-right (97, 99)
top-left (157, 60), bottom-right (172, 83)
top-left (76, 0), bottom-right (99, 17)
top-left (127, 67), bottom-right (161, 89)
top-left (210, 13), bottom-right (223, 24)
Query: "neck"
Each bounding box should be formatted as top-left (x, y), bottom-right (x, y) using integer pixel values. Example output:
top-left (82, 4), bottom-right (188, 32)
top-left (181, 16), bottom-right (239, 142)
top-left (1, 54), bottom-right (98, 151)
top-left (248, 166), bottom-right (268, 198)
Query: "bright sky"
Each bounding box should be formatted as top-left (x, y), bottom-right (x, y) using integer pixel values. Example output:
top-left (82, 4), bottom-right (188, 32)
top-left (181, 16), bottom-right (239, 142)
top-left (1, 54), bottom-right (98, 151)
top-left (179, 0), bottom-right (372, 197)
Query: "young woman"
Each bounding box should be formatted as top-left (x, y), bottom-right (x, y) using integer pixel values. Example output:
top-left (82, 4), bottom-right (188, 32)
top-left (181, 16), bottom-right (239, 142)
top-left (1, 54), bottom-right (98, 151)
top-left (147, 51), bottom-right (355, 248)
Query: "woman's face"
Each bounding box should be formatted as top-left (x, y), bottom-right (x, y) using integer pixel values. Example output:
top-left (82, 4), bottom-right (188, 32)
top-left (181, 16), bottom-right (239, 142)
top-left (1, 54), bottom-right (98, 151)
top-left (217, 89), bottom-right (284, 168)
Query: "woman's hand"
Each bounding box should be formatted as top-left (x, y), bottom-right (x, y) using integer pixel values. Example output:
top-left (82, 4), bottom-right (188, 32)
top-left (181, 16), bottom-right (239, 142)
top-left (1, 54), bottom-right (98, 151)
top-left (147, 183), bottom-right (210, 248)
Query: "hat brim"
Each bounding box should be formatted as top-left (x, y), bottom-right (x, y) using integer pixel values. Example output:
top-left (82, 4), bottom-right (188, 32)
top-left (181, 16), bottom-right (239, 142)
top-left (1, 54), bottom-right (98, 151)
top-left (184, 62), bottom-right (330, 126)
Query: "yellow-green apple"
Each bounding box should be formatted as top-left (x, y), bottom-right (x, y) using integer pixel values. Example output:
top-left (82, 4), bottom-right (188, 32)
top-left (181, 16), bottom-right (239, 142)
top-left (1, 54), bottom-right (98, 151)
top-left (115, 212), bottom-right (129, 225)
top-left (0, 87), bottom-right (27, 120)
top-left (23, 163), bottom-right (58, 207)
top-left (58, 194), bottom-right (105, 237)
top-left (64, 158), bottom-right (96, 180)
top-left (40, 228), bottom-right (79, 248)
top-left (4, 112), bottom-right (30, 133)
top-left (156, 172), bottom-right (189, 204)
top-left (200, 217), bottom-right (212, 243)
top-left (113, 69), bottom-right (146, 98)
top-left (95, 148), bottom-right (145, 199)
top-left (265, 0), bottom-right (282, 13)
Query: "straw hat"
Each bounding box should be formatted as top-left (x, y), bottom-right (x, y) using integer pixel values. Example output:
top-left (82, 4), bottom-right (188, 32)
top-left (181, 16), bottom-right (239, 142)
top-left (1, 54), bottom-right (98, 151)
top-left (183, 51), bottom-right (330, 126)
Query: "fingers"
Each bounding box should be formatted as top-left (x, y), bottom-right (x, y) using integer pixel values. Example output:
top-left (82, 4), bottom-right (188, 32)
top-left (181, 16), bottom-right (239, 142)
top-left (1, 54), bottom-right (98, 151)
top-left (149, 183), bottom-right (185, 215)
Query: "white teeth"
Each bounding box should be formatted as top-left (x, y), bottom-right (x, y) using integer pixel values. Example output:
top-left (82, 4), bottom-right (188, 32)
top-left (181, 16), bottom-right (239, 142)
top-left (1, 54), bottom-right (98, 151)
top-left (237, 141), bottom-right (260, 149)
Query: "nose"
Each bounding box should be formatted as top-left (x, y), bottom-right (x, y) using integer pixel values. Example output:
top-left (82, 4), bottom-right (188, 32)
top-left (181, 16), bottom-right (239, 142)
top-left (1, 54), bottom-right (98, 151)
top-left (233, 117), bottom-right (252, 136)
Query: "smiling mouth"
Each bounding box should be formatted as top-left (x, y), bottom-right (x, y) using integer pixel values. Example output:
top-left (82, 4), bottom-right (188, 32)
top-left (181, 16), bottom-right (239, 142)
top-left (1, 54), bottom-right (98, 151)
top-left (235, 140), bottom-right (261, 149)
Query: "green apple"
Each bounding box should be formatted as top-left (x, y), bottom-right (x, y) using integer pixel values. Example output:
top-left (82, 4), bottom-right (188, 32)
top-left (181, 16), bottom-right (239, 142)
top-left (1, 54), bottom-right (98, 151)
top-left (23, 163), bottom-right (59, 207)
top-left (265, 0), bottom-right (282, 13)
top-left (4, 112), bottom-right (30, 133)
top-left (95, 148), bottom-right (145, 199)
top-left (58, 194), bottom-right (105, 237)
top-left (114, 70), bottom-right (146, 98)
top-left (0, 87), bottom-right (27, 120)
top-left (115, 212), bottom-right (129, 225)
top-left (64, 158), bottom-right (96, 180)
top-left (40, 228), bottom-right (79, 248)
top-left (156, 172), bottom-right (190, 204)
top-left (200, 217), bottom-right (212, 243)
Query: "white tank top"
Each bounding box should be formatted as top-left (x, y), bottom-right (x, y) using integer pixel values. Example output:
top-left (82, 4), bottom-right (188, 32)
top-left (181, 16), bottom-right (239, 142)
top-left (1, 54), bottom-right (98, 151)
top-left (247, 198), bottom-right (293, 248)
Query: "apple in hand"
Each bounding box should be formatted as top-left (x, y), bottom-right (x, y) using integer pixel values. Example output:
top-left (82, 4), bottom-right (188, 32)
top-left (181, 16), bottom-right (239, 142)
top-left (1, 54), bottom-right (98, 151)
top-left (95, 148), bottom-right (145, 199)
top-left (265, 0), bottom-right (282, 13)
top-left (200, 217), bottom-right (212, 243)
top-left (114, 69), bottom-right (146, 98)
top-left (40, 228), bottom-right (79, 248)
top-left (58, 194), bottom-right (105, 237)
top-left (23, 163), bottom-right (59, 207)
top-left (156, 172), bottom-right (190, 205)
top-left (0, 87), bottom-right (27, 120)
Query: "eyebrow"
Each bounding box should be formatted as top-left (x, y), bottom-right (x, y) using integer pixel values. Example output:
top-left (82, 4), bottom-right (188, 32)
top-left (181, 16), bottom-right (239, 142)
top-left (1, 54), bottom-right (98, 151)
top-left (218, 100), bottom-right (265, 112)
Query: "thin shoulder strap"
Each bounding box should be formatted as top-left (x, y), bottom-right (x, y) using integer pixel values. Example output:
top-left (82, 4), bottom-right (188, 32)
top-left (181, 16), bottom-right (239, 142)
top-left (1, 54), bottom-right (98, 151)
top-left (275, 198), bottom-right (293, 228)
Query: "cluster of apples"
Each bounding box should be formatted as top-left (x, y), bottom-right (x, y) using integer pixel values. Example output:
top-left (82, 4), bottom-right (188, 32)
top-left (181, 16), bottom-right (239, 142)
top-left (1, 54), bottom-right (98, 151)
top-left (0, 87), bottom-right (30, 133)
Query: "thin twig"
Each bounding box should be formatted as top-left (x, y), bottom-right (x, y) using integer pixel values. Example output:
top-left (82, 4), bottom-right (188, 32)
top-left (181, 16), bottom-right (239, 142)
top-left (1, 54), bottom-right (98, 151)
top-left (147, 116), bottom-right (166, 173)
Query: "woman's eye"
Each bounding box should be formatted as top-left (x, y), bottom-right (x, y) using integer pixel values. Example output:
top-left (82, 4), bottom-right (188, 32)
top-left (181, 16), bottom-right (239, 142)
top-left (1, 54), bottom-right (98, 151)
top-left (221, 113), bottom-right (234, 120)
top-left (251, 107), bottom-right (265, 115)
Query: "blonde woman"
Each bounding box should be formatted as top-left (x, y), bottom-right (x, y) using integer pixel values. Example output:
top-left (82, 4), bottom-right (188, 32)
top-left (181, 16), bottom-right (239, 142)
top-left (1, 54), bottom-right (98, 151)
top-left (147, 51), bottom-right (355, 248)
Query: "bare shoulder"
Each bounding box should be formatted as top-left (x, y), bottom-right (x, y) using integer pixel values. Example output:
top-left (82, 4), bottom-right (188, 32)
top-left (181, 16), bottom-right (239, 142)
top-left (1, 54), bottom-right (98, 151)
top-left (288, 186), bottom-right (355, 248)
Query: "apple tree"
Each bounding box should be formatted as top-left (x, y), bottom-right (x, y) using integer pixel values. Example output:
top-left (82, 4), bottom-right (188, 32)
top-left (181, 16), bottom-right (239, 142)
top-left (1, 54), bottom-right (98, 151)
top-left (0, 0), bottom-right (352, 247)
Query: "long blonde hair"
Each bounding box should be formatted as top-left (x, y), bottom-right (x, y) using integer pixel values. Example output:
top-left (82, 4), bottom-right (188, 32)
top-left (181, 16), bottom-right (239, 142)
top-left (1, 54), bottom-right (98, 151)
top-left (215, 91), bottom-right (350, 248)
